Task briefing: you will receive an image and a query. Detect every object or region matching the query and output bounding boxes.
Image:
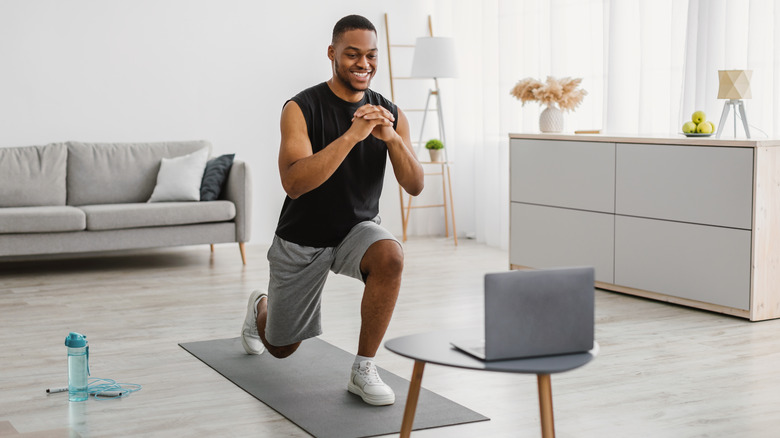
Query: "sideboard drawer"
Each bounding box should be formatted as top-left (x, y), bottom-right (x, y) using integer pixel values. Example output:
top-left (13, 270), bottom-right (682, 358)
top-left (615, 143), bottom-right (753, 229)
top-left (510, 202), bottom-right (614, 283)
top-left (615, 215), bottom-right (751, 310)
top-left (511, 139), bottom-right (615, 213)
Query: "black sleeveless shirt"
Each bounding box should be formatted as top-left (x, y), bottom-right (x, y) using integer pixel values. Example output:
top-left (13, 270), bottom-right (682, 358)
top-left (275, 82), bottom-right (398, 247)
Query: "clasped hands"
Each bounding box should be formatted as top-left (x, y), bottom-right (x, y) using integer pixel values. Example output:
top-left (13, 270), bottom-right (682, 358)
top-left (349, 104), bottom-right (396, 142)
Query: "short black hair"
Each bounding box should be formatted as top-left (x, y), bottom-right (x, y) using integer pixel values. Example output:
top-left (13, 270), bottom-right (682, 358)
top-left (332, 15), bottom-right (377, 44)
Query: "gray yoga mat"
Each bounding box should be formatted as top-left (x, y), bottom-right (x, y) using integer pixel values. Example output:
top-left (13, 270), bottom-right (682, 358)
top-left (179, 337), bottom-right (488, 438)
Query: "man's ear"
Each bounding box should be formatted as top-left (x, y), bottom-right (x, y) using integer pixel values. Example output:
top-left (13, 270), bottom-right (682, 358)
top-left (327, 45), bottom-right (335, 61)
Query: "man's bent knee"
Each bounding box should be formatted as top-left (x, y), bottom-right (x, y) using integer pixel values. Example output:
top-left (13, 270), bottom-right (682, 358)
top-left (361, 240), bottom-right (404, 278)
top-left (265, 341), bottom-right (301, 359)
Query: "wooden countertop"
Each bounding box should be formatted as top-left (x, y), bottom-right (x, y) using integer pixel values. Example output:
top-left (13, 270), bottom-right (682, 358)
top-left (508, 132), bottom-right (780, 148)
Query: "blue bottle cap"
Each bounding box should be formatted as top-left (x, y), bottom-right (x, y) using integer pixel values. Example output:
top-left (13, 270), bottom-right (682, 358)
top-left (65, 332), bottom-right (87, 348)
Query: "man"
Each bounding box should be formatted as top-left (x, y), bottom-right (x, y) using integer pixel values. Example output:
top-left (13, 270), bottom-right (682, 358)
top-left (241, 15), bottom-right (424, 406)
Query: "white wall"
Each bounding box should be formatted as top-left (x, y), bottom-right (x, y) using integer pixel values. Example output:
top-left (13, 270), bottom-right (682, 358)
top-left (0, 0), bottom-right (475, 246)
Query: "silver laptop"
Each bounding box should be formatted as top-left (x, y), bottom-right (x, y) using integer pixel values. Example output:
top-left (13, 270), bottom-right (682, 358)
top-left (451, 267), bottom-right (594, 361)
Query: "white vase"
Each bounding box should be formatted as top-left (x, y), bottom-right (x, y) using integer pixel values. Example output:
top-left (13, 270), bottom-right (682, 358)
top-left (539, 104), bottom-right (564, 133)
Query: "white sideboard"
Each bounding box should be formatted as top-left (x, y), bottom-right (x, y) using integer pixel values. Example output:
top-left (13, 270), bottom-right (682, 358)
top-left (509, 133), bottom-right (780, 321)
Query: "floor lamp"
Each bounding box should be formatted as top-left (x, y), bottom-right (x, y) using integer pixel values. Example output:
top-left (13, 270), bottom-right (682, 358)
top-left (411, 37), bottom-right (458, 160)
top-left (406, 36), bottom-right (459, 244)
top-left (716, 70), bottom-right (752, 139)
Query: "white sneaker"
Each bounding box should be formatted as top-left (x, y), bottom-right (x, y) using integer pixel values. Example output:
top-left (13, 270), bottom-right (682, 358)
top-left (241, 289), bottom-right (266, 355)
top-left (347, 360), bottom-right (395, 406)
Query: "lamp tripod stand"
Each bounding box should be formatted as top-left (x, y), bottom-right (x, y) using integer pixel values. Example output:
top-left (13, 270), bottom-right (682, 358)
top-left (716, 99), bottom-right (751, 139)
top-left (403, 82), bottom-right (457, 245)
top-left (417, 86), bottom-right (448, 162)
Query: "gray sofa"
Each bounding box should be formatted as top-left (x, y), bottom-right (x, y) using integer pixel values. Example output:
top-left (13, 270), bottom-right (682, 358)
top-left (0, 140), bottom-right (251, 263)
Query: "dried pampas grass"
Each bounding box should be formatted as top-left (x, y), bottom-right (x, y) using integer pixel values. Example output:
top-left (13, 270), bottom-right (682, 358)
top-left (510, 76), bottom-right (587, 111)
top-left (510, 78), bottom-right (543, 104)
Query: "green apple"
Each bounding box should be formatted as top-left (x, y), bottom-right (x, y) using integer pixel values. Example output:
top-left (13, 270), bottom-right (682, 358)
top-left (697, 121), bottom-right (714, 134)
top-left (682, 121), bottom-right (697, 133)
top-left (692, 110), bottom-right (706, 124)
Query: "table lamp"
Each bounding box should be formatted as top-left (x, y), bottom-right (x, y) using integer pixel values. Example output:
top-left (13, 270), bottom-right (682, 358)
top-left (715, 69), bottom-right (752, 138)
top-left (411, 37), bottom-right (458, 158)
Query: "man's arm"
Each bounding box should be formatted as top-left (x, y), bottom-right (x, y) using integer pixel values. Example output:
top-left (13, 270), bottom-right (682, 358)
top-left (278, 101), bottom-right (392, 199)
top-left (356, 106), bottom-right (424, 196)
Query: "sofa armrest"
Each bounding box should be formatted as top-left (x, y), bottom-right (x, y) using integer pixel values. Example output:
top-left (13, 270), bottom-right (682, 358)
top-left (223, 160), bottom-right (252, 243)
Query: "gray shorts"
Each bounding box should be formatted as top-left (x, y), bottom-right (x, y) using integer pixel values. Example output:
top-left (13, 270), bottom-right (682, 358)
top-left (264, 218), bottom-right (399, 346)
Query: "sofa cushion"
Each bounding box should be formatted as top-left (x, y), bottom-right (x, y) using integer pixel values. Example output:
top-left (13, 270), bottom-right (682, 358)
top-left (80, 201), bottom-right (236, 231)
top-left (66, 140), bottom-right (212, 206)
top-left (148, 147), bottom-right (210, 202)
top-left (200, 154), bottom-right (235, 201)
top-left (0, 206), bottom-right (86, 233)
top-left (0, 143), bottom-right (68, 207)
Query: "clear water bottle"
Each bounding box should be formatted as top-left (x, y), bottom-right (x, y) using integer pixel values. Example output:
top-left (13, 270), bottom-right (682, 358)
top-left (65, 332), bottom-right (89, 402)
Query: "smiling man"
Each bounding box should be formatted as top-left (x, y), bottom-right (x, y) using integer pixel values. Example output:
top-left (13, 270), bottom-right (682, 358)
top-left (240, 15), bottom-right (424, 406)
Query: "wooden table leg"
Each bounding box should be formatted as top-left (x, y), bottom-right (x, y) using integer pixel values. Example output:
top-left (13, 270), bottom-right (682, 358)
top-left (537, 373), bottom-right (555, 438)
top-left (400, 360), bottom-right (426, 438)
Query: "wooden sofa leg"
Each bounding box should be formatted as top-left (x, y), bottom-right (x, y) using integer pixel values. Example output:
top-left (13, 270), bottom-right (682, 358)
top-left (210, 244), bottom-right (215, 253)
top-left (238, 242), bottom-right (247, 265)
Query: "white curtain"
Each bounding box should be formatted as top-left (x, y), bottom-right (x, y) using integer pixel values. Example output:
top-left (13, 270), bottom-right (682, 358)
top-left (682, 0), bottom-right (780, 138)
top-left (437, 0), bottom-right (608, 249)
top-left (605, 0), bottom-right (688, 134)
top-left (435, 0), bottom-right (779, 249)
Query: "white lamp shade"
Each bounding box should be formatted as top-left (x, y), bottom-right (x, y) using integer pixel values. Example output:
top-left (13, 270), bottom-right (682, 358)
top-left (411, 37), bottom-right (458, 79)
top-left (718, 70), bottom-right (752, 99)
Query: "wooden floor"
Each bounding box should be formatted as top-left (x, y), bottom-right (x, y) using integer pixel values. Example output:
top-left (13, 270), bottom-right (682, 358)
top-left (2, 238), bottom-right (780, 437)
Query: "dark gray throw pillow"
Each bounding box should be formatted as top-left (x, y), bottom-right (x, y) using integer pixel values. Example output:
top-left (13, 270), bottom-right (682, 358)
top-left (200, 154), bottom-right (235, 201)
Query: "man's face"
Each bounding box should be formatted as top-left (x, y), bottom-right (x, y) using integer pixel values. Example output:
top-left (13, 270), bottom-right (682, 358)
top-left (329, 29), bottom-right (378, 93)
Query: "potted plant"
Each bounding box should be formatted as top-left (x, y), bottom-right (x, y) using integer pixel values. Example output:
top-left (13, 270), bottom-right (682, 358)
top-left (425, 139), bottom-right (444, 162)
top-left (510, 76), bottom-right (587, 133)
